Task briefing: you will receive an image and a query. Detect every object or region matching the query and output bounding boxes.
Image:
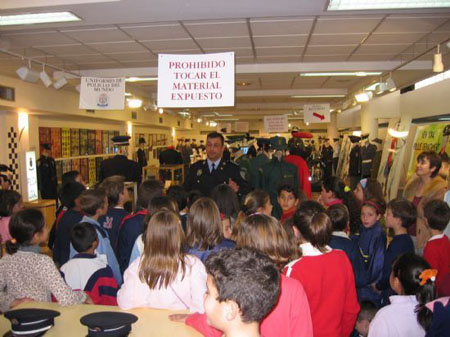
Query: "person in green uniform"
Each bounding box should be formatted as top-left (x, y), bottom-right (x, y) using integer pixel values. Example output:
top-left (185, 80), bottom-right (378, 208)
top-left (249, 138), bottom-right (271, 189)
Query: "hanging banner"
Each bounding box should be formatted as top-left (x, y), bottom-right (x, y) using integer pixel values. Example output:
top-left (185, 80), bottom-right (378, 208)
top-left (304, 104), bottom-right (331, 123)
top-left (264, 115), bottom-right (288, 133)
top-left (406, 123), bottom-right (450, 181)
top-left (157, 52), bottom-right (235, 108)
top-left (234, 121), bottom-right (249, 133)
top-left (79, 77), bottom-right (125, 110)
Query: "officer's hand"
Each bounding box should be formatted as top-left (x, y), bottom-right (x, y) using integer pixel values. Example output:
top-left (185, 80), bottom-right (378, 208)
top-left (228, 178), bottom-right (239, 193)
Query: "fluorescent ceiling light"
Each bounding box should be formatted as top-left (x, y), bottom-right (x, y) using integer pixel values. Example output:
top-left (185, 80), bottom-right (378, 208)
top-left (328, 0), bottom-right (450, 11)
top-left (416, 69), bottom-right (450, 90)
top-left (355, 91), bottom-right (373, 102)
top-left (388, 128), bottom-right (409, 138)
top-left (0, 12), bottom-right (81, 26)
top-left (291, 95), bottom-right (346, 98)
top-left (300, 72), bottom-right (381, 77)
top-left (124, 92), bottom-right (132, 97)
top-left (125, 77), bottom-right (157, 82)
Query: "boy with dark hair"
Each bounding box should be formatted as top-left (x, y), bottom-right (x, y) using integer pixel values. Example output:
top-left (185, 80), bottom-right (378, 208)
top-left (52, 182), bottom-right (86, 266)
top-left (375, 198), bottom-right (416, 304)
top-left (117, 179), bottom-right (163, 274)
top-left (167, 185), bottom-right (189, 231)
top-left (277, 184), bottom-right (300, 224)
top-left (327, 204), bottom-right (367, 295)
top-left (60, 222), bottom-right (118, 305)
top-left (423, 199), bottom-right (450, 295)
top-left (200, 247), bottom-right (280, 337)
top-left (61, 170), bottom-right (84, 186)
top-left (69, 188), bottom-right (122, 285)
top-left (98, 175), bottom-right (130, 252)
top-left (353, 300), bottom-right (377, 337)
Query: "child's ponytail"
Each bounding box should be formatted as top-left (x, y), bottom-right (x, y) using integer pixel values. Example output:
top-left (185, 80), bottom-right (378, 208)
top-left (5, 237), bottom-right (20, 255)
top-left (416, 269), bottom-right (437, 331)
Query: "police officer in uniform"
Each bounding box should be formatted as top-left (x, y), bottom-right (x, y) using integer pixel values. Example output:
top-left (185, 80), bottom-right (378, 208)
top-left (99, 135), bottom-right (141, 185)
top-left (159, 145), bottom-right (183, 182)
top-left (136, 137), bottom-right (147, 173)
top-left (184, 132), bottom-right (250, 198)
top-left (37, 144), bottom-right (58, 200)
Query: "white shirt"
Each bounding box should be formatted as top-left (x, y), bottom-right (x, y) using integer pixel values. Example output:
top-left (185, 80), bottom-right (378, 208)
top-left (368, 295), bottom-right (425, 337)
top-left (207, 158), bottom-right (221, 173)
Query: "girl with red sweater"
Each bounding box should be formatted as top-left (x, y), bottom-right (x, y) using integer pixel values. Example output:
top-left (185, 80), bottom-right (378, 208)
top-left (284, 200), bottom-right (360, 337)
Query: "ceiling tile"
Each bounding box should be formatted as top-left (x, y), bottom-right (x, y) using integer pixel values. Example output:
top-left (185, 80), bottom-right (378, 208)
top-left (315, 17), bottom-right (382, 34)
top-left (355, 44), bottom-right (410, 54)
top-left (376, 16), bottom-right (449, 33)
top-left (204, 48), bottom-right (254, 57)
top-left (236, 56), bottom-right (255, 64)
top-left (121, 60), bottom-right (158, 67)
top-left (257, 47), bottom-right (302, 56)
top-left (197, 37), bottom-right (251, 49)
top-left (184, 20), bottom-right (248, 38)
top-left (419, 32), bottom-right (450, 44)
top-left (291, 76), bottom-right (328, 89)
top-left (348, 54), bottom-right (395, 61)
top-left (309, 33), bottom-right (366, 45)
top-left (9, 47), bottom-right (50, 58)
top-left (154, 49), bottom-right (202, 54)
top-left (250, 18), bottom-right (313, 36)
top-left (4, 31), bottom-right (77, 48)
top-left (256, 55), bottom-right (301, 63)
top-left (36, 44), bottom-right (94, 56)
top-left (120, 23), bottom-right (189, 40)
top-left (302, 54), bottom-right (348, 62)
top-left (142, 39), bottom-right (198, 51)
top-left (253, 35), bottom-right (307, 48)
top-left (364, 32), bottom-right (426, 44)
top-left (60, 54), bottom-right (113, 63)
top-left (61, 27), bottom-right (132, 43)
top-left (306, 45), bottom-right (355, 55)
top-left (108, 52), bottom-right (156, 62)
top-left (88, 41), bottom-right (148, 53)
top-left (78, 62), bottom-right (123, 70)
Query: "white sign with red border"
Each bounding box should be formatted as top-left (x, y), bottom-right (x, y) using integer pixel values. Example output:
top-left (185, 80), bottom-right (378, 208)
top-left (303, 103), bottom-right (330, 123)
top-left (157, 52), bottom-right (235, 108)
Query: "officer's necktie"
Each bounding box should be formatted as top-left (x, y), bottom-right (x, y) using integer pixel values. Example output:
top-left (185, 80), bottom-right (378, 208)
top-left (211, 163), bottom-right (215, 173)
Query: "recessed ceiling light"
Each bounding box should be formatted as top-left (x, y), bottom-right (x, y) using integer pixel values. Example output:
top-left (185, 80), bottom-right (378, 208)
top-left (291, 95), bottom-right (346, 98)
top-left (0, 12), bottom-right (81, 26)
top-left (125, 77), bottom-right (158, 82)
top-left (328, 0), bottom-right (450, 11)
top-left (236, 82), bottom-right (251, 86)
top-left (124, 92), bottom-right (132, 97)
top-left (300, 72), bottom-right (382, 77)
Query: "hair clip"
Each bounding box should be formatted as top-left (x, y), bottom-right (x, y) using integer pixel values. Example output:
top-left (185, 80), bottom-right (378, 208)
top-left (419, 269), bottom-right (438, 286)
top-left (344, 186), bottom-right (351, 193)
top-left (10, 238), bottom-right (17, 244)
top-left (362, 200), bottom-right (380, 212)
top-left (359, 178), bottom-right (368, 189)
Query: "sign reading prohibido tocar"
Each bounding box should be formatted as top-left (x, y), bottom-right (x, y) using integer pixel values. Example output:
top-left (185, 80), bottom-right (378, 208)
top-left (157, 52), bottom-right (235, 108)
top-left (79, 77), bottom-right (125, 110)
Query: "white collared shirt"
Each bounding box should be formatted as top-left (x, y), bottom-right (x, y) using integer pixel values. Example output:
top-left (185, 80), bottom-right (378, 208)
top-left (207, 158), bottom-right (221, 173)
top-left (332, 231), bottom-right (349, 239)
top-left (428, 233), bottom-right (445, 242)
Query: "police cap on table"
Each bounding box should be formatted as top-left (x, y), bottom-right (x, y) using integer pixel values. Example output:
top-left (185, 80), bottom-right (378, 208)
top-left (80, 311), bottom-right (138, 337)
top-left (4, 308), bottom-right (60, 336)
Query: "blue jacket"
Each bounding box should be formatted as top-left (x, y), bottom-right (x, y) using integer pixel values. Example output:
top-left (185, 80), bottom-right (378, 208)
top-left (53, 209), bottom-right (83, 267)
top-left (330, 233), bottom-right (368, 289)
top-left (116, 210), bottom-right (147, 274)
top-left (98, 207), bottom-right (129, 254)
top-left (188, 239), bottom-right (235, 263)
top-left (358, 222), bottom-right (386, 304)
top-left (70, 216), bottom-right (122, 285)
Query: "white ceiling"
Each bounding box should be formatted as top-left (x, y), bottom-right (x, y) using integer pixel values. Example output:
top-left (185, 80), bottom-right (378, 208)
top-left (0, 0), bottom-right (450, 121)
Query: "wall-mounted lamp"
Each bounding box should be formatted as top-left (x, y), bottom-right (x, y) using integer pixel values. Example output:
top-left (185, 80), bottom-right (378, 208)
top-left (40, 65), bottom-right (52, 87)
top-left (433, 44), bottom-right (444, 73)
top-left (16, 60), bottom-right (39, 83)
top-left (158, 108), bottom-right (164, 114)
top-left (53, 76), bottom-right (67, 89)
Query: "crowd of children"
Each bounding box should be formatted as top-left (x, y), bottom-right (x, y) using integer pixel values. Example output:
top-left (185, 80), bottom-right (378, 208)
top-left (0, 151), bottom-right (449, 337)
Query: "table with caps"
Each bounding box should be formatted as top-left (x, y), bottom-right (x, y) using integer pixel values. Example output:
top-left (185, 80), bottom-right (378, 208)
top-left (0, 302), bottom-right (202, 336)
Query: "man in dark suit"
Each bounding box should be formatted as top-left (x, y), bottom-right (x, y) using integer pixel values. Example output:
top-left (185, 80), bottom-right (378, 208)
top-left (184, 132), bottom-right (250, 198)
top-left (136, 137), bottom-right (147, 173)
top-left (99, 135), bottom-right (141, 185)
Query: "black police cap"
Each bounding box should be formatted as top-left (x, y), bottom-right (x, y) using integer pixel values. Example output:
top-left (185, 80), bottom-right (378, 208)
top-left (111, 135), bottom-right (131, 146)
top-left (42, 143), bottom-right (51, 150)
top-left (4, 308), bottom-right (60, 336)
top-left (138, 137), bottom-right (146, 144)
top-left (80, 312), bottom-right (138, 337)
top-left (361, 133), bottom-right (369, 140)
top-left (256, 138), bottom-right (270, 145)
top-left (349, 135), bottom-right (361, 143)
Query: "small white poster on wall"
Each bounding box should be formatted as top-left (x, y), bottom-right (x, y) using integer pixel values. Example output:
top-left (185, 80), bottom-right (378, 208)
top-left (234, 121), bottom-right (249, 133)
top-left (20, 151), bottom-right (38, 202)
top-left (303, 103), bottom-right (330, 123)
top-left (264, 115), bottom-right (288, 133)
top-left (79, 77), bottom-right (125, 110)
top-left (157, 52), bottom-right (235, 108)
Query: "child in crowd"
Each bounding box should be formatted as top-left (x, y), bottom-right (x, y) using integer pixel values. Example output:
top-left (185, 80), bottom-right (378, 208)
top-left (70, 188), bottom-right (122, 285)
top-left (327, 204), bottom-right (368, 294)
top-left (117, 180), bottom-right (162, 274)
top-left (167, 185), bottom-right (189, 232)
top-left (128, 196), bottom-right (178, 265)
top-left (211, 184), bottom-right (240, 239)
top-left (278, 184), bottom-right (300, 224)
top-left (52, 181), bottom-right (86, 266)
top-left (117, 210), bottom-right (206, 312)
top-left (61, 222), bottom-right (118, 305)
top-left (368, 253), bottom-right (436, 337)
top-left (0, 190), bottom-right (23, 243)
top-left (285, 200), bottom-right (360, 337)
top-left (375, 198), bottom-right (416, 305)
top-left (0, 209), bottom-right (88, 312)
top-left (98, 175), bottom-right (130, 251)
top-left (353, 300), bottom-right (377, 337)
top-left (358, 199), bottom-right (386, 305)
top-left (186, 197), bottom-right (235, 263)
top-left (423, 199), bottom-right (450, 296)
top-left (353, 178), bottom-right (384, 205)
top-left (320, 176), bottom-right (361, 235)
top-left (172, 214), bottom-right (312, 337)
top-left (233, 189), bottom-right (273, 239)
top-left (61, 170), bottom-right (84, 186)
top-left (200, 248), bottom-right (281, 337)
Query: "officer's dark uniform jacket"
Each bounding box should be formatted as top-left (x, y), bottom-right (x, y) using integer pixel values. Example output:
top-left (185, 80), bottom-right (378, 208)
top-left (37, 155), bottom-right (58, 199)
top-left (159, 148), bottom-right (183, 165)
top-left (348, 145), bottom-right (361, 177)
top-left (249, 153), bottom-right (270, 189)
top-left (99, 155), bottom-right (141, 185)
top-left (360, 143), bottom-right (377, 178)
top-left (136, 148), bottom-right (147, 170)
top-left (261, 157), bottom-right (299, 219)
top-left (184, 159), bottom-right (251, 198)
